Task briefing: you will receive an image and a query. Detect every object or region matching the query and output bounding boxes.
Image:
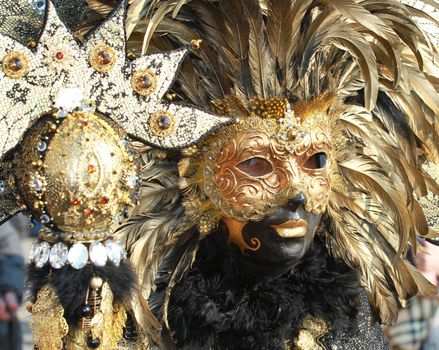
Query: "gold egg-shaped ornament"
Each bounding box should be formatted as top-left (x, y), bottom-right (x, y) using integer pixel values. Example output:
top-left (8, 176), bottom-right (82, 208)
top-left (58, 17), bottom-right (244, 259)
top-left (14, 110), bottom-right (138, 241)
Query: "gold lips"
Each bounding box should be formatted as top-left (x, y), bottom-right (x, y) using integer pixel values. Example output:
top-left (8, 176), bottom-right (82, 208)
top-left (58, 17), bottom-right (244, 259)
top-left (271, 219), bottom-right (308, 238)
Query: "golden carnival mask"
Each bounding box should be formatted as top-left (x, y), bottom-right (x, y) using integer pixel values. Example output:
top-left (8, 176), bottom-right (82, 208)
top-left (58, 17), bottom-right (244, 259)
top-left (179, 95), bottom-right (339, 235)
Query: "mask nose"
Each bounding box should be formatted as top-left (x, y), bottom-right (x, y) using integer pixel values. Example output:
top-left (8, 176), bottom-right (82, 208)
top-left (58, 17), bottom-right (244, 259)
top-left (287, 193), bottom-right (306, 211)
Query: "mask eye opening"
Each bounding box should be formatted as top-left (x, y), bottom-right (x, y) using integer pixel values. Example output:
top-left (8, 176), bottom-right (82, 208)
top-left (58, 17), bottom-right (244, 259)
top-left (303, 152), bottom-right (327, 170)
top-left (236, 157), bottom-right (273, 177)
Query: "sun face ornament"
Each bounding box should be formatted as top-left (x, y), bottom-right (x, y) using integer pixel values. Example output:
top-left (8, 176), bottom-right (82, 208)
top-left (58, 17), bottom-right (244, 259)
top-left (0, 1), bottom-right (230, 349)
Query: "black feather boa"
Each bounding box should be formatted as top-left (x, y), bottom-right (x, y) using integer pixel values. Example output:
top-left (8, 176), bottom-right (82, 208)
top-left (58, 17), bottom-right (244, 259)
top-left (27, 261), bottom-right (135, 325)
top-left (167, 234), bottom-right (361, 350)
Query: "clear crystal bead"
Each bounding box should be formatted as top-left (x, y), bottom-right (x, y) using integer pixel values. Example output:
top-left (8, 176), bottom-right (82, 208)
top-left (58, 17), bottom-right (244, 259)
top-left (49, 242), bottom-right (68, 269)
top-left (29, 240), bottom-right (39, 262)
top-left (34, 241), bottom-right (50, 268)
top-left (37, 141), bottom-right (47, 152)
top-left (105, 239), bottom-right (121, 266)
top-left (68, 243), bottom-right (88, 269)
top-left (54, 87), bottom-right (84, 111)
top-left (0, 180), bottom-right (5, 194)
top-left (89, 241), bottom-right (107, 267)
top-left (126, 176), bottom-right (138, 189)
top-left (57, 109), bottom-right (67, 118)
top-left (114, 215), bottom-right (122, 224)
top-left (83, 104), bottom-right (94, 114)
top-left (32, 177), bottom-right (43, 191)
top-left (40, 214), bottom-right (50, 224)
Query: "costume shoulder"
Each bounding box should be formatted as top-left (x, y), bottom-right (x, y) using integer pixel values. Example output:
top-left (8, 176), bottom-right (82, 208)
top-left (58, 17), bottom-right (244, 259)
top-left (322, 293), bottom-right (390, 350)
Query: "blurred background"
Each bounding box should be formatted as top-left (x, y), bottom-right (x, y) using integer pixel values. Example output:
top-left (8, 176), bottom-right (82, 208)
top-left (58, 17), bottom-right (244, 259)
top-left (1, 215), bottom-right (36, 350)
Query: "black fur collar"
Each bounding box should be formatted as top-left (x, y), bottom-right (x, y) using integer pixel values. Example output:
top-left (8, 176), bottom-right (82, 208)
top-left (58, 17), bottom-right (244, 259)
top-left (167, 233), bottom-right (361, 350)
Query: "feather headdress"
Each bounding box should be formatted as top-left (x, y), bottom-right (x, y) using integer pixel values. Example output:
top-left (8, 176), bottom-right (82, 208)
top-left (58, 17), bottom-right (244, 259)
top-left (112, 0), bottom-right (439, 343)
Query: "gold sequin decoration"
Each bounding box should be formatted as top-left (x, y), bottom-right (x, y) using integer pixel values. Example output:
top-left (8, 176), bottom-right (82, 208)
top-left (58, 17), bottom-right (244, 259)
top-left (149, 111), bottom-right (176, 137)
top-left (295, 315), bottom-right (328, 350)
top-left (420, 162), bottom-right (439, 231)
top-left (14, 112), bottom-right (137, 238)
top-left (29, 284), bottom-right (69, 350)
top-left (131, 69), bottom-right (157, 96)
top-left (89, 45), bottom-right (116, 73)
top-left (91, 283), bottom-right (128, 349)
top-left (249, 96), bottom-right (289, 119)
top-left (2, 51), bottom-right (29, 79)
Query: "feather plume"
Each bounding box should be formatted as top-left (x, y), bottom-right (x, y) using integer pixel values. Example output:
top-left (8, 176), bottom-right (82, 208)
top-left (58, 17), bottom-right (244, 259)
top-left (119, 0), bottom-right (439, 335)
top-left (241, 0), bottom-right (276, 98)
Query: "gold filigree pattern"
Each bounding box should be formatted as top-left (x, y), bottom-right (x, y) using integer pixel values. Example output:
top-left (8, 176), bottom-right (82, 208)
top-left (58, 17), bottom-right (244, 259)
top-left (65, 283), bottom-right (127, 349)
top-left (29, 284), bottom-right (68, 350)
top-left (14, 111), bottom-right (137, 239)
top-left (180, 98), bottom-right (334, 234)
top-left (91, 282), bottom-right (128, 349)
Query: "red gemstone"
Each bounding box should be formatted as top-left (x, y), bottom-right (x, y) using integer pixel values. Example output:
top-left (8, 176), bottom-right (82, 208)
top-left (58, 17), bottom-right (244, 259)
top-left (71, 198), bottom-right (81, 206)
top-left (87, 165), bottom-right (97, 174)
top-left (158, 115), bottom-right (172, 129)
top-left (84, 208), bottom-right (95, 216)
top-left (135, 74), bottom-right (153, 90)
top-left (7, 57), bottom-right (24, 72)
top-left (99, 196), bottom-right (110, 205)
top-left (97, 50), bottom-right (112, 65)
top-left (55, 51), bottom-right (64, 60)
top-left (82, 121), bottom-right (89, 126)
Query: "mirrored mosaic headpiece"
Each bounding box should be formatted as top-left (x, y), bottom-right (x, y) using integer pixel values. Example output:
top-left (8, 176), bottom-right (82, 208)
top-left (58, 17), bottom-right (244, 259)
top-left (0, 1), bottom-right (230, 349)
top-left (0, 0), bottom-right (230, 226)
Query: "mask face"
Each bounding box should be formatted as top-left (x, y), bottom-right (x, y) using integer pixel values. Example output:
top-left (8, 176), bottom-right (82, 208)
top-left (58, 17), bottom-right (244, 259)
top-left (213, 122), bottom-right (330, 267)
top-left (180, 97), bottom-right (335, 269)
top-left (212, 126), bottom-right (331, 221)
top-left (222, 202), bottom-right (322, 268)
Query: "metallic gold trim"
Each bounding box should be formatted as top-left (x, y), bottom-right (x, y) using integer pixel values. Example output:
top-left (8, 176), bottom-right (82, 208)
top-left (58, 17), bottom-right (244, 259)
top-left (222, 217), bottom-right (261, 254)
top-left (2, 51), bottom-right (29, 79)
top-left (295, 315), bottom-right (328, 350)
top-left (131, 69), bottom-right (157, 96)
top-left (89, 45), bottom-right (117, 73)
top-left (29, 284), bottom-right (69, 350)
top-left (148, 111), bottom-right (176, 137)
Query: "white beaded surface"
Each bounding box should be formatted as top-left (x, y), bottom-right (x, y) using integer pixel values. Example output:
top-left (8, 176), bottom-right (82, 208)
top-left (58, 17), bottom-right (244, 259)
top-left (0, 0), bottom-right (231, 161)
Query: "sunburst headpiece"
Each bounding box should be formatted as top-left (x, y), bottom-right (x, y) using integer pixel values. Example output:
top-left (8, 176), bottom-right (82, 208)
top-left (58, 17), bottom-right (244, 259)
top-left (0, 0), bottom-right (229, 244)
top-left (0, 0), bottom-right (230, 348)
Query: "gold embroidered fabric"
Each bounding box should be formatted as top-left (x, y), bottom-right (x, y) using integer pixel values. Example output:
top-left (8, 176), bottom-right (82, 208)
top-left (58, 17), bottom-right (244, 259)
top-left (284, 315), bottom-right (328, 350)
top-left (29, 284), bottom-right (68, 350)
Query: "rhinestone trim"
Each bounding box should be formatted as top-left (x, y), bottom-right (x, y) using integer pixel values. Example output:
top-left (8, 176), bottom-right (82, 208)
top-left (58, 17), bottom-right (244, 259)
top-left (29, 238), bottom-right (127, 269)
